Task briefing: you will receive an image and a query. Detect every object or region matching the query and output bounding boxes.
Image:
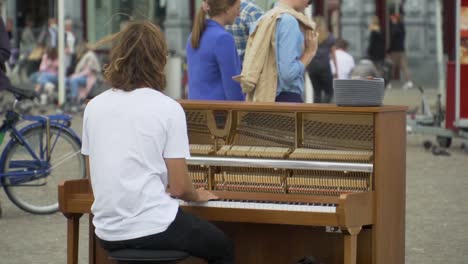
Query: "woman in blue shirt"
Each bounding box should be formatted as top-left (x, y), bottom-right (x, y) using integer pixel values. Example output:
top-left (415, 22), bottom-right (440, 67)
top-left (187, 0), bottom-right (244, 101)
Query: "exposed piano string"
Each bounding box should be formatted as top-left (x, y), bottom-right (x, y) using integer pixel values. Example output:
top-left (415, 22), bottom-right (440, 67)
top-left (213, 167), bottom-right (286, 193)
top-left (186, 155), bottom-right (372, 196)
top-left (187, 165), bottom-right (209, 189)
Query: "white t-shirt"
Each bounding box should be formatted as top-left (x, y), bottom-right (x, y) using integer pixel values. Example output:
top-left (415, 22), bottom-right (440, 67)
top-left (331, 49), bottom-right (355, 80)
top-left (81, 88), bottom-right (190, 241)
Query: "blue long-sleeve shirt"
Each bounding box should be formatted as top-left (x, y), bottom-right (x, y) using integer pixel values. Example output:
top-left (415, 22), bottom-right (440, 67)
top-left (187, 20), bottom-right (244, 101)
top-left (275, 14), bottom-right (305, 97)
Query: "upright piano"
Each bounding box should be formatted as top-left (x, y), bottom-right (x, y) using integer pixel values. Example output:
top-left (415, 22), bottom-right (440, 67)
top-left (59, 101), bottom-right (406, 264)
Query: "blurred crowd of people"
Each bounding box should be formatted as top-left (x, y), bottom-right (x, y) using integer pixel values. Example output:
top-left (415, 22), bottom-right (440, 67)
top-left (1, 0), bottom-right (414, 107)
top-left (186, 0), bottom-right (414, 103)
top-left (1, 16), bottom-right (101, 112)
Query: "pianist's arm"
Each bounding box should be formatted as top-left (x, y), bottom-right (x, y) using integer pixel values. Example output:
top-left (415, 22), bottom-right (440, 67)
top-left (163, 104), bottom-right (217, 202)
top-left (165, 158), bottom-right (198, 200)
top-left (84, 155), bottom-right (94, 195)
top-left (165, 158), bottom-right (218, 202)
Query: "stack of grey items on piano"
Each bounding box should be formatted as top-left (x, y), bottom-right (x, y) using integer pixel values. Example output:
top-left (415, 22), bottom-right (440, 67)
top-left (333, 78), bottom-right (385, 107)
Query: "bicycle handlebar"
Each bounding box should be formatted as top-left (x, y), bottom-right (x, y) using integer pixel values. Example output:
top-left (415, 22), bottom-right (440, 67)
top-left (6, 86), bottom-right (38, 101)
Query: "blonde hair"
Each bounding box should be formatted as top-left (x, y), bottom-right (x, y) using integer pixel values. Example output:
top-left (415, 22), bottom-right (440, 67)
top-left (191, 0), bottom-right (239, 49)
top-left (314, 16), bottom-right (329, 45)
top-left (369, 16), bottom-right (381, 32)
top-left (94, 20), bottom-right (168, 91)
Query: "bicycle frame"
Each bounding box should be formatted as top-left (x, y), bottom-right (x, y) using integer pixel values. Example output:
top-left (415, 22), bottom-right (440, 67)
top-left (0, 110), bottom-right (81, 186)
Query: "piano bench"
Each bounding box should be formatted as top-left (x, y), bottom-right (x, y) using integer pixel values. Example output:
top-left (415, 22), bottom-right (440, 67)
top-left (108, 249), bottom-right (189, 264)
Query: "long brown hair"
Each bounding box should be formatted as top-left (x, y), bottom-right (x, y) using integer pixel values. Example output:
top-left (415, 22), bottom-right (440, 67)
top-left (191, 0), bottom-right (238, 49)
top-left (94, 20), bottom-right (167, 91)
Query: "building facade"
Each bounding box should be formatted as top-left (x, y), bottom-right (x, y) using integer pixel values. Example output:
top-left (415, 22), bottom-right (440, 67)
top-left (3, 0), bottom-right (83, 47)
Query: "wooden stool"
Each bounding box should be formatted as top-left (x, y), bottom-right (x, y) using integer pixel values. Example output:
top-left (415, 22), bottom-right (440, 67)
top-left (108, 249), bottom-right (189, 264)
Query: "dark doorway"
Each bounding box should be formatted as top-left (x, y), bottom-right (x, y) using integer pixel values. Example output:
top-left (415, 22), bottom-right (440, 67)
top-left (16, 0), bottom-right (55, 35)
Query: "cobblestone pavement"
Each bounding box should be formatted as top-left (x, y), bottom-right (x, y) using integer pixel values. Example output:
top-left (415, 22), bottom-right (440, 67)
top-left (0, 86), bottom-right (467, 264)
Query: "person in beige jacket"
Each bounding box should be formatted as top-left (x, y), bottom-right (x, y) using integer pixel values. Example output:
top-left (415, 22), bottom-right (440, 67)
top-left (235, 0), bottom-right (318, 102)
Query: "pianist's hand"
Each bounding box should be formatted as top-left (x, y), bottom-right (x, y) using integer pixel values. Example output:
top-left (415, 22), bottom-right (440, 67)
top-left (195, 188), bottom-right (219, 202)
top-left (301, 30), bottom-right (318, 66)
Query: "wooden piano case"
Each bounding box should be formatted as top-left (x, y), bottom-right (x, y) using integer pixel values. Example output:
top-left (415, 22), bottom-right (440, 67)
top-left (59, 102), bottom-right (406, 264)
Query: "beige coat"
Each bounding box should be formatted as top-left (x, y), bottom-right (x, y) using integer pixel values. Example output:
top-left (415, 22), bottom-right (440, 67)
top-left (235, 5), bottom-right (315, 102)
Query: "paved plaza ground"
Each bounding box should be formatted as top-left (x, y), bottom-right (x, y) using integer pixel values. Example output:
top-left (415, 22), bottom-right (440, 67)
top-left (0, 85), bottom-right (467, 264)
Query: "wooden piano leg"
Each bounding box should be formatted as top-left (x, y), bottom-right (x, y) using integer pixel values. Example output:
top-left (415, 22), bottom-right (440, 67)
top-left (64, 213), bottom-right (83, 264)
top-left (343, 227), bottom-right (361, 264)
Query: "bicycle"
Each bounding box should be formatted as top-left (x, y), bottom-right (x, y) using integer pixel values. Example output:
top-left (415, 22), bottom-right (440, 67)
top-left (0, 86), bottom-right (85, 215)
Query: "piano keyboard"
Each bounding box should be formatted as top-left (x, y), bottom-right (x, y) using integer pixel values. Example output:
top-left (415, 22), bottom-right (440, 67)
top-left (289, 148), bottom-right (373, 162)
top-left (178, 200), bottom-right (337, 213)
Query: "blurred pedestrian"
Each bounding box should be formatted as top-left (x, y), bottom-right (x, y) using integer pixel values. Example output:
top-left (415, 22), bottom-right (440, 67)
top-left (65, 19), bottom-right (76, 73)
top-left (307, 16), bottom-right (336, 103)
top-left (24, 43), bottom-right (45, 77)
top-left (20, 19), bottom-right (36, 55)
top-left (0, 16), bottom-right (12, 217)
top-left (225, 0), bottom-right (264, 63)
top-left (237, 0), bottom-right (317, 103)
top-left (38, 18), bottom-right (58, 48)
top-left (66, 43), bottom-right (101, 107)
top-left (14, 19), bottom-right (37, 80)
top-left (332, 39), bottom-right (354, 80)
top-left (389, 14), bottom-right (413, 90)
top-left (367, 16), bottom-right (385, 73)
top-left (0, 16), bottom-right (11, 92)
top-left (32, 47), bottom-right (59, 93)
top-left (5, 17), bottom-right (13, 41)
top-left (187, 0), bottom-right (244, 101)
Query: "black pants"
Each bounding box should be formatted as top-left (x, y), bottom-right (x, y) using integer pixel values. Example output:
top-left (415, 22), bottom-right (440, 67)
top-left (276, 91), bottom-right (303, 103)
top-left (99, 208), bottom-right (235, 264)
top-left (308, 63), bottom-right (334, 103)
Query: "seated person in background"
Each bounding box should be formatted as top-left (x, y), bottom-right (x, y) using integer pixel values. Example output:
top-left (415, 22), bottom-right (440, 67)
top-left (186, 0), bottom-right (244, 101)
top-left (331, 39), bottom-right (355, 80)
top-left (32, 47), bottom-right (59, 93)
top-left (0, 16), bottom-right (11, 92)
top-left (64, 19), bottom-right (76, 73)
top-left (24, 44), bottom-right (46, 77)
top-left (83, 21), bottom-right (234, 264)
top-left (66, 43), bottom-right (101, 106)
top-left (20, 19), bottom-right (36, 56)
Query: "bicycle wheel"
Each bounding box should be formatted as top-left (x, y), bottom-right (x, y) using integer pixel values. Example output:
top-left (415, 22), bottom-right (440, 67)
top-left (2, 125), bottom-right (85, 214)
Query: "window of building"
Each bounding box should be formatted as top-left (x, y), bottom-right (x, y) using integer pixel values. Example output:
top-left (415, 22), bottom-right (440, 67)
top-left (86, 0), bottom-right (166, 43)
